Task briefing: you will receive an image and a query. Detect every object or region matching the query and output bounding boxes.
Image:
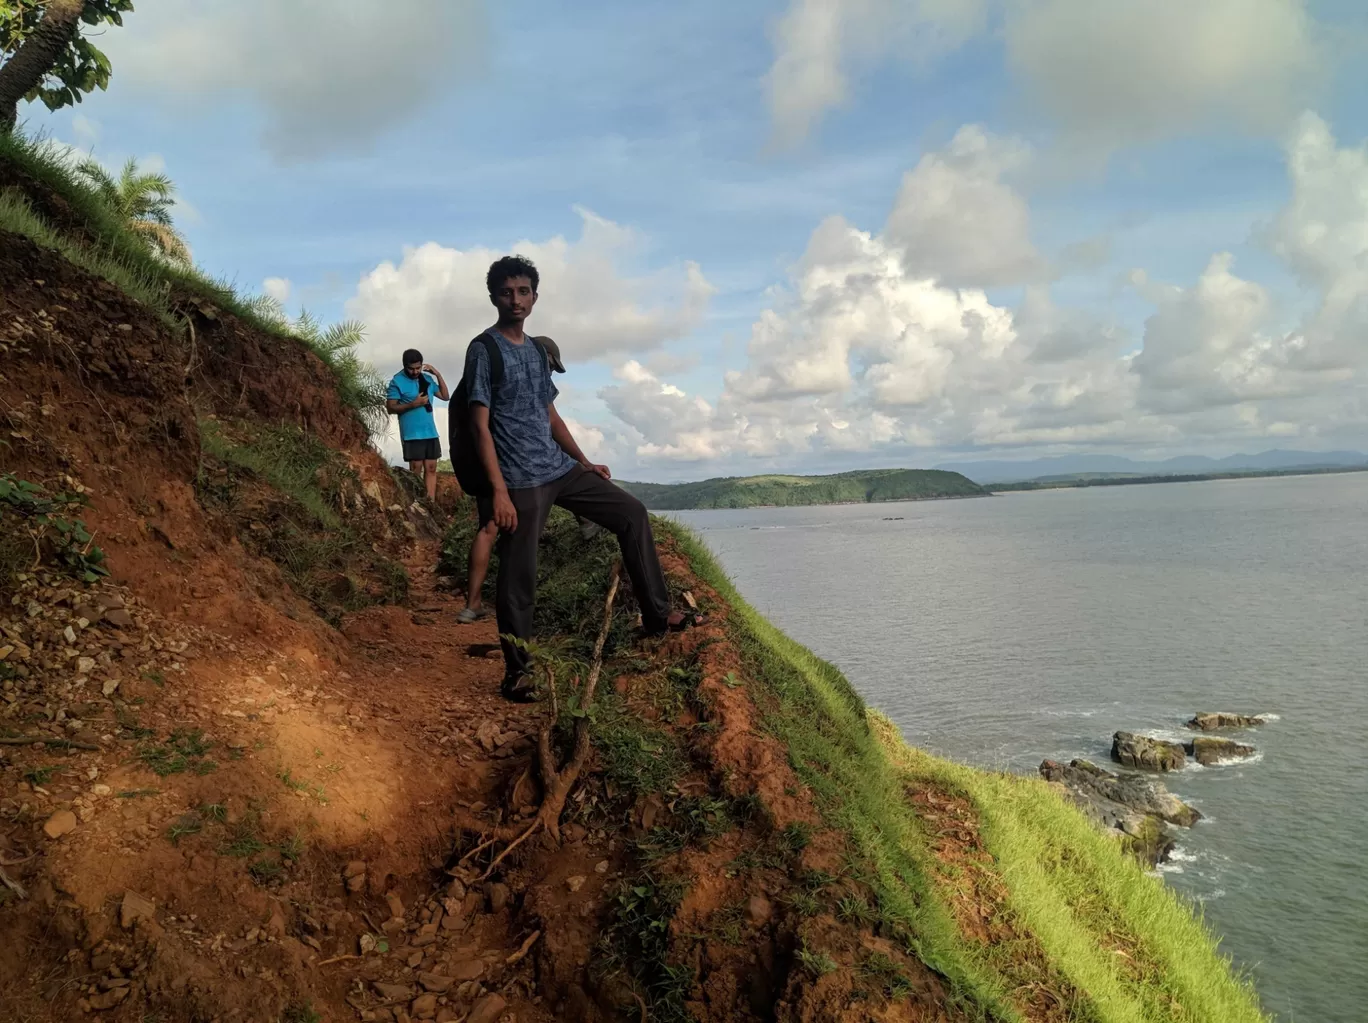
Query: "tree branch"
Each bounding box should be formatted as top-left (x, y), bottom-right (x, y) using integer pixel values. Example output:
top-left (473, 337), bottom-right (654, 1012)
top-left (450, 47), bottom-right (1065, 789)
top-left (0, 0), bottom-right (85, 133)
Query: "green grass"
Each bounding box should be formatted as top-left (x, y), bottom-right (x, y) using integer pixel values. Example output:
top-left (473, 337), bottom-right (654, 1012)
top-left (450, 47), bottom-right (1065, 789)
top-left (596, 872), bottom-right (694, 1023)
top-left (0, 129), bottom-right (385, 426)
top-left (198, 419), bottom-right (347, 529)
top-left (440, 500), bottom-right (635, 655)
top-left (197, 418), bottom-right (408, 621)
top-left (137, 729), bottom-right (214, 777)
top-left (0, 186), bottom-right (181, 327)
top-left (659, 519), bottom-right (1269, 1023)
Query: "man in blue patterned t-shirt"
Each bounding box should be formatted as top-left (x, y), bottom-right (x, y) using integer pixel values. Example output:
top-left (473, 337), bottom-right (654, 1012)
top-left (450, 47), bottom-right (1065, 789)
top-left (467, 255), bottom-right (704, 702)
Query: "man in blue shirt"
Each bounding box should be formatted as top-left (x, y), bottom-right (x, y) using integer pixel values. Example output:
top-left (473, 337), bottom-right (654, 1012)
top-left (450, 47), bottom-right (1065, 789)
top-left (386, 349), bottom-right (450, 501)
top-left (467, 255), bottom-right (703, 701)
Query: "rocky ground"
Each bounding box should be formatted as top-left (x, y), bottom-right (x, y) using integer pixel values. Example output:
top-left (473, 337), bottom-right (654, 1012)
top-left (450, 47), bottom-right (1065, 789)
top-left (0, 536), bottom-right (577, 1023)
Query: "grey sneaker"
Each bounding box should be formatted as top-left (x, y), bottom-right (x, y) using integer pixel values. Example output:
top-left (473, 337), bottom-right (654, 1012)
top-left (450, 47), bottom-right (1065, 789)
top-left (457, 605), bottom-right (492, 624)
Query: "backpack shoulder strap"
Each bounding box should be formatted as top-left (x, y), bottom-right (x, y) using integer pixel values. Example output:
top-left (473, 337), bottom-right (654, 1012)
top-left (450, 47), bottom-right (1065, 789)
top-left (480, 332), bottom-right (504, 388)
top-left (464, 332), bottom-right (505, 412)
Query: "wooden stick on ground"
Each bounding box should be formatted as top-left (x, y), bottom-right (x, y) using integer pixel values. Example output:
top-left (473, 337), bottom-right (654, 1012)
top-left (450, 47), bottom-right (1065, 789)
top-left (0, 864), bottom-right (27, 900)
top-left (0, 736), bottom-right (100, 750)
top-left (480, 563), bottom-right (621, 880)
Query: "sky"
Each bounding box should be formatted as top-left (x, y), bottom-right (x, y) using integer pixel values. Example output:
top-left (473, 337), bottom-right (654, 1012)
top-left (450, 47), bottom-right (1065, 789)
top-left (22, 0), bottom-right (1368, 479)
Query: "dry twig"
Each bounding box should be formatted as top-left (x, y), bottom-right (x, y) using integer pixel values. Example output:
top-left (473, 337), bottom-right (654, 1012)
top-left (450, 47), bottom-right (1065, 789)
top-left (480, 564), bottom-right (621, 880)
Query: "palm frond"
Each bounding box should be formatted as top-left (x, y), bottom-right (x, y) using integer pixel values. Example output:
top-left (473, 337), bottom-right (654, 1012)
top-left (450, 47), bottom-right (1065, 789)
top-left (129, 219), bottom-right (192, 264)
top-left (245, 294), bottom-right (289, 326)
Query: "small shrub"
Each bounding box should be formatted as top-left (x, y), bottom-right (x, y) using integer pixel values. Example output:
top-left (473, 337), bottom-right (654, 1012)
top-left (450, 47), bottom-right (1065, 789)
top-left (0, 473), bottom-right (109, 585)
top-left (797, 945), bottom-right (837, 978)
top-left (596, 873), bottom-right (693, 1023)
top-left (280, 1000), bottom-right (322, 1023)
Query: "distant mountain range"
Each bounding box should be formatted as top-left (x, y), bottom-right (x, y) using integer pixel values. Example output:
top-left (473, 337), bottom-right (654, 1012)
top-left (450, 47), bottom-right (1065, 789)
top-left (936, 449), bottom-right (1368, 484)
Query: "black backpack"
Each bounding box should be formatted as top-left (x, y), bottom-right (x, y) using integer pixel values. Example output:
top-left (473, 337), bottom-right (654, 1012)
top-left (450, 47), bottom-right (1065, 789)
top-left (449, 332), bottom-right (550, 497)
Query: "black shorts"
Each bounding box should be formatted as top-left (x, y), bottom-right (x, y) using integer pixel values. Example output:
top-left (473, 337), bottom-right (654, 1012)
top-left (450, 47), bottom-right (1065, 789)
top-left (476, 493), bottom-right (495, 528)
top-left (402, 437), bottom-right (441, 463)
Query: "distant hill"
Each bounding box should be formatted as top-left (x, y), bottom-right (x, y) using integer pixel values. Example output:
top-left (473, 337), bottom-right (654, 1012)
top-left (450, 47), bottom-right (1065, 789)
top-left (618, 468), bottom-right (986, 510)
top-left (937, 449), bottom-right (1368, 484)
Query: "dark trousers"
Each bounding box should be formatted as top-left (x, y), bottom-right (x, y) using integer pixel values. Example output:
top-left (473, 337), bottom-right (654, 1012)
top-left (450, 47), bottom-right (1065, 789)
top-left (496, 466), bottom-right (671, 678)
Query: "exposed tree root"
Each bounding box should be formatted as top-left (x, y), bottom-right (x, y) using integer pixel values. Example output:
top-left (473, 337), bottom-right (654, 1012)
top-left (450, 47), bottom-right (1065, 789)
top-left (0, 863), bottom-right (27, 900)
top-left (479, 563), bottom-right (621, 880)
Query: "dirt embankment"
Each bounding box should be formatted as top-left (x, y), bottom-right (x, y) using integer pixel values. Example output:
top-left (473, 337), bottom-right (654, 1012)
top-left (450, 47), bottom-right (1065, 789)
top-left (0, 228), bottom-right (965, 1023)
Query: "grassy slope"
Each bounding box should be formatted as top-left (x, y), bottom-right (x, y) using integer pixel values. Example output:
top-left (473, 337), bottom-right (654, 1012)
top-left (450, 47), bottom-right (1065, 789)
top-left (0, 130), bottom-right (385, 427)
top-left (661, 519), bottom-right (1267, 1023)
top-left (621, 468), bottom-right (986, 510)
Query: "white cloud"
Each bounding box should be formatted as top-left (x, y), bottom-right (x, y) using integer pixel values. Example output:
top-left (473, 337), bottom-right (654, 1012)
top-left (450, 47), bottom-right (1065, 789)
top-left (347, 207), bottom-right (714, 380)
top-left (1265, 112), bottom-right (1368, 359)
top-left (765, 0), bottom-right (987, 147)
top-left (1128, 254), bottom-right (1345, 415)
top-left (263, 277), bottom-right (292, 304)
top-left (1005, 0), bottom-right (1322, 148)
top-left (105, 0), bottom-right (486, 161)
top-left (595, 115), bottom-right (1368, 471)
top-left (884, 125), bottom-right (1045, 287)
top-left (765, 0), bottom-right (1325, 150)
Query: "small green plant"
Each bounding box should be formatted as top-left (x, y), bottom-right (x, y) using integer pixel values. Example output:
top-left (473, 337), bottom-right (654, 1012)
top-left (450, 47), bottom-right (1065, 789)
top-left (137, 729), bottom-right (214, 776)
top-left (595, 873), bottom-right (693, 1023)
top-left (779, 821), bottom-right (812, 855)
top-left (637, 795), bottom-right (735, 861)
top-left (23, 765), bottom-right (58, 785)
top-left (198, 802), bottom-right (228, 824)
top-left (278, 768), bottom-right (308, 792)
top-left (141, 670), bottom-right (165, 687)
top-left (836, 893), bottom-right (876, 927)
top-left (784, 890), bottom-right (822, 916)
top-left (859, 951), bottom-right (914, 999)
top-left (722, 671), bottom-right (744, 689)
top-left (248, 857), bottom-right (284, 885)
top-left (278, 832), bottom-right (305, 862)
top-left (0, 473), bottom-right (110, 583)
top-left (220, 809), bottom-right (267, 858)
top-left (279, 1000), bottom-right (322, 1023)
top-left (797, 945), bottom-right (837, 978)
top-left (165, 812), bottom-right (203, 846)
top-left (117, 788), bottom-right (158, 799)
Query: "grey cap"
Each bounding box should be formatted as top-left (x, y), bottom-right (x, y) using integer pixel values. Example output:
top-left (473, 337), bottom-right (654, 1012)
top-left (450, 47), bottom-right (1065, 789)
top-left (538, 336), bottom-right (566, 373)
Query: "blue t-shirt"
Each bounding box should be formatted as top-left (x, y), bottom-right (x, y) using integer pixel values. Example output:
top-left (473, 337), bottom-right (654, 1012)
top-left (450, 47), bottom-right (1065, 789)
top-left (465, 330), bottom-right (576, 490)
top-left (387, 371), bottom-right (442, 442)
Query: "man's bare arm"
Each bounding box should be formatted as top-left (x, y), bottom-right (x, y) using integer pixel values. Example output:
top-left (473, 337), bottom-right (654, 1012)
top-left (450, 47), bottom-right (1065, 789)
top-left (550, 404), bottom-right (610, 479)
top-left (471, 404), bottom-right (517, 530)
top-left (423, 364), bottom-right (451, 401)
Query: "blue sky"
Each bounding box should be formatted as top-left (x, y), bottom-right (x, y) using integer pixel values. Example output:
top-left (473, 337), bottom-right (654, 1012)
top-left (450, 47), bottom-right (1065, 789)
top-left (23, 0), bottom-right (1368, 479)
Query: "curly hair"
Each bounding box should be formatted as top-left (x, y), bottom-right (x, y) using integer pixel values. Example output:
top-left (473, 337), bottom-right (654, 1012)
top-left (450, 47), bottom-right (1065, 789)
top-left (486, 254), bottom-right (539, 296)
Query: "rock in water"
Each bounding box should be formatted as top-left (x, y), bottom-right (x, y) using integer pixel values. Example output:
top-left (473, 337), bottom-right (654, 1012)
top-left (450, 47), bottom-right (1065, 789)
top-left (1112, 731), bottom-right (1186, 771)
top-left (1188, 736), bottom-right (1256, 765)
top-left (1040, 759), bottom-right (1187, 867)
top-left (1042, 758), bottom-right (1201, 827)
top-left (1187, 712), bottom-right (1265, 731)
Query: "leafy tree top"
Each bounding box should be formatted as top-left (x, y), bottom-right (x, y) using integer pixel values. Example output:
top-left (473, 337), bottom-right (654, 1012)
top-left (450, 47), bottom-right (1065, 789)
top-left (1, 1), bottom-right (134, 113)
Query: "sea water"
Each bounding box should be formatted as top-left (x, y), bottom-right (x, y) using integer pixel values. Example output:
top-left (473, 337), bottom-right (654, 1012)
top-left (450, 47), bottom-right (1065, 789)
top-left (673, 472), bottom-right (1368, 1022)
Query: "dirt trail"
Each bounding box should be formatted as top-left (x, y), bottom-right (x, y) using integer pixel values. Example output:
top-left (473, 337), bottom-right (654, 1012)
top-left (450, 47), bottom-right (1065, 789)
top-left (0, 532), bottom-right (578, 1023)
